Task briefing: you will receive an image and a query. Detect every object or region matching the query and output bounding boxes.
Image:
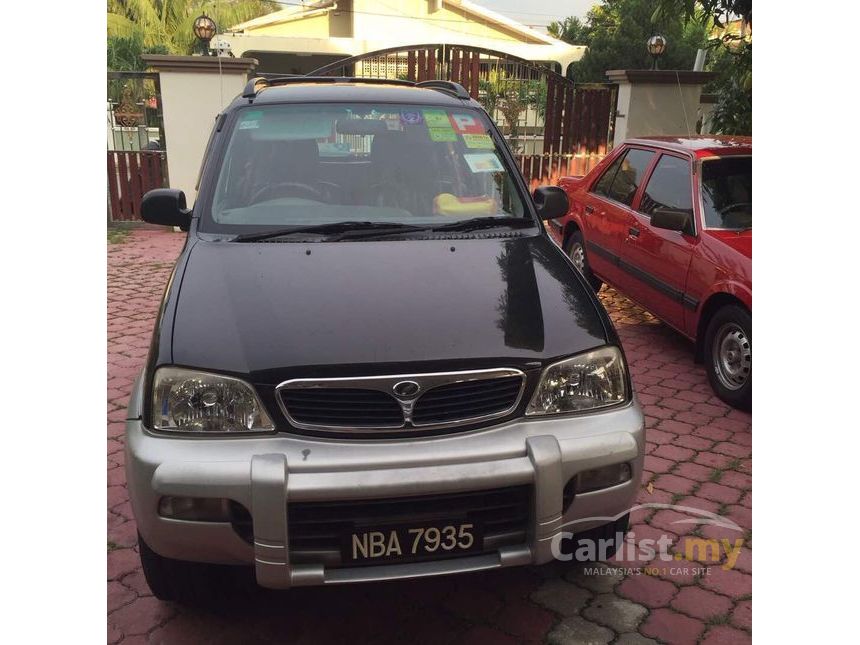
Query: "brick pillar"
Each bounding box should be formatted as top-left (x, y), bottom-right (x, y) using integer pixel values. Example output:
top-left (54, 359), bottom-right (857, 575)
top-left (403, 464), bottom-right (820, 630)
top-left (142, 55), bottom-right (258, 204)
top-left (605, 70), bottom-right (715, 147)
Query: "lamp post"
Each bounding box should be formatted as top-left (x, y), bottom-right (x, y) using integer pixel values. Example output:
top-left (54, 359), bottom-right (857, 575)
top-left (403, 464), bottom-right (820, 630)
top-left (646, 35), bottom-right (667, 70)
top-left (193, 13), bottom-right (217, 56)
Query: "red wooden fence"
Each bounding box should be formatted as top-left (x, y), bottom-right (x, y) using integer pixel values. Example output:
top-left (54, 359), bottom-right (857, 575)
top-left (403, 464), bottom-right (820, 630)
top-left (107, 150), bottom-right (166, 221)
top-left (515, 153), bottom-right (605, 190)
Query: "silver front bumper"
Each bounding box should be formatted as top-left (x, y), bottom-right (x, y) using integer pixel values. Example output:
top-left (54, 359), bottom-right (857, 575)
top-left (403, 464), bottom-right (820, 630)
top-left (125, 377), bottom-right (645, 589)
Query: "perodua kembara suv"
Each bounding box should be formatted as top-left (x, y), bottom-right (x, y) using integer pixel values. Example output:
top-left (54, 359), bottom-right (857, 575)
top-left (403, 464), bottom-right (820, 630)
top-left (127, 77), bottom-right (645, 603)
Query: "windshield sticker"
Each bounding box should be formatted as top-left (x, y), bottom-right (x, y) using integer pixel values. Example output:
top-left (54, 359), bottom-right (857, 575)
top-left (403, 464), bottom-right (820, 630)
top-left (400, 109), bottom-right (424, 126)
top-left (384, 118), bottom-right (403, 131)
top-left (238, 110), bottom-right (263, 129)
top-left (464, 152), bottom-right (504, 173)
top-left (429, 128), bottom-right (458, 142)
top-left (449, 113), bottom-right (485, 134)
top-left (423, 109), bottom-right (453, 129)
top-left (462, 133), bottom-right (494, 149)
top-left (250, 112), bottom-right (334, 140)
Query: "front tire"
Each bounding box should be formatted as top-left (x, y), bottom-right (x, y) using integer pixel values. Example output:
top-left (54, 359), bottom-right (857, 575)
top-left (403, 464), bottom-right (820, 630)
top-left (704, 305), bottom-right (751, 411)
top-left (138, 532), bottom-right (255, 606)
top-left (566, 231), bottom-right (603, 292)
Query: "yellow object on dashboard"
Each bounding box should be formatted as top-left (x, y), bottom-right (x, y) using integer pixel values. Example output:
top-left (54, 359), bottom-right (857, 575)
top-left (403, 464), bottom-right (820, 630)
top-left (433, 193), bottom-right (496, 216)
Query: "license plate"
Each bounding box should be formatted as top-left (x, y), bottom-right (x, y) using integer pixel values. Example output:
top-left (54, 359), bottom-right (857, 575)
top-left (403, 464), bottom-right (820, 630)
top-left (343, 521), bottom-right (484, 565)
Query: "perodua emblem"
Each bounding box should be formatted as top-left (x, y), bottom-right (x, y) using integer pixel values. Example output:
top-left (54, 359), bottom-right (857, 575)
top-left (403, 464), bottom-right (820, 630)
top-left (392, 380), bottom-right (420, 399)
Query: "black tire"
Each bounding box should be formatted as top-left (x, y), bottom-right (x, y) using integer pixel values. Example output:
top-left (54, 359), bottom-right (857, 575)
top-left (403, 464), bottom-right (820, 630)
top-left (703, 304), bottom-right (751, 411)
top-left (138, 532), bottom-right (256, 606)
top-left (565, 230), bottom-right (603, 292)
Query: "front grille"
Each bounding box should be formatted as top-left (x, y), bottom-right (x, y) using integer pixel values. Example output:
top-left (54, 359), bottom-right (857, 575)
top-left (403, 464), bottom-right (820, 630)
top-left (412, 375), bottom-right (523, 425)
top-left (288, 486), bottom-right (532, 568)
top-left (280, 387), bottom-right (403, 427)
top-left (277, 369), bottom-right (526, 434)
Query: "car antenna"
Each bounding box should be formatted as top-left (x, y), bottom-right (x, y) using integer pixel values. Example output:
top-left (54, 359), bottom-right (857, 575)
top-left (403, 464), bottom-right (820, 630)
top-left (676, 70), bottom-right (691, 136)
top-left (216, 1), bottom-right (224, 109)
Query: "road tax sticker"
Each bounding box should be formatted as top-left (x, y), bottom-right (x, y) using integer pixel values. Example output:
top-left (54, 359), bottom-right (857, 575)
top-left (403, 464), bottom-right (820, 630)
top-left (464, 152), bottom-right (504, 173)
top-left (384, 117), bottom-right (403, 131)
top-left (449, 113), bottom-right (485, 134)
top-left (429, 128), bottom-right (458, 142)
top-left (400, 109), bottom-right (424, 126)
top-left (462, 133), bottom-right (494, 149)
top-left (423, 109), bottom-right (453, 129)
top-left (238, 110), bottom-right (263, 129)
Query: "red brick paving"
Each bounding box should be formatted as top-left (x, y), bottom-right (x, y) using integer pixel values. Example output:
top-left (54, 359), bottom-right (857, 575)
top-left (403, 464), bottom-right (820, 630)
top-left (107, 230), bottom-right (752, 643)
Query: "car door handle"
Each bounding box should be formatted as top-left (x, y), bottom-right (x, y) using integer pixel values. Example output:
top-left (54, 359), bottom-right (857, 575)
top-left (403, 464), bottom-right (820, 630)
top-left (584, 205), bottom-right (594, 215)
top-left (628, 227), bottom-right (640, 237)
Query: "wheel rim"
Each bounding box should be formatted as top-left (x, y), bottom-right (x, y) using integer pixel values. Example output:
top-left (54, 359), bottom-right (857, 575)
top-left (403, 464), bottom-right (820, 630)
top-left (569, 242), bottom-right (586, 273)
top-left (711, 322), bottom-right (751, 391)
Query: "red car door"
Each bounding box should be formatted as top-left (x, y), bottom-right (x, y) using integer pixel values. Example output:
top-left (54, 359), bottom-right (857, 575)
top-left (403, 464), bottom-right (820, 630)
top-left (581, 147), bottom-right (656, 287)
top-left (615, 152), bottom-right (697, 332)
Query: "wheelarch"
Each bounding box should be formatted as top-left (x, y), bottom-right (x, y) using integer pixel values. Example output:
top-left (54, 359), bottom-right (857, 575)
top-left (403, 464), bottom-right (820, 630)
top-left (694, 292), bottom-right (750, 362)
top-left (561, 220), bottom-right (582, 252)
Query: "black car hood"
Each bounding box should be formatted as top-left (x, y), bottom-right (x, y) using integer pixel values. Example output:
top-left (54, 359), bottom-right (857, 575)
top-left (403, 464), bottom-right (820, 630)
top-left (171, 234), bottom-right (608, 382)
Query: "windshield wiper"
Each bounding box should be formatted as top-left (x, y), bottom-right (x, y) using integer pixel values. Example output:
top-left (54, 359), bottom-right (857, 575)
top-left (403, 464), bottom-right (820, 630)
top-left (427, 216), bottom-right (538, 233)
top-left (232, 221), bottom-right (429, 242)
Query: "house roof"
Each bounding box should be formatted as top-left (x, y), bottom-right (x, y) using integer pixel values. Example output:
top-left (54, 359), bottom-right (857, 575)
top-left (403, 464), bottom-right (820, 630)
top-left (230, 0), bottom-right (564, 47)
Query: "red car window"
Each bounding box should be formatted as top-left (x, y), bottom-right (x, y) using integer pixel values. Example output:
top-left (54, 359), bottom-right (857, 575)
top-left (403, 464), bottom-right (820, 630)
top-left (638, 155), bottom-right (694, 218)
top-left (606, 149), bottom-right (654, 206)
top-left (592, 154), bottom-right (624, 197)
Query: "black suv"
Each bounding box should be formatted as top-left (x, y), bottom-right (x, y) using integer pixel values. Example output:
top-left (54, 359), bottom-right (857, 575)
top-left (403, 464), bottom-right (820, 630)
top-left (127, 77), bottom-right (645, 603)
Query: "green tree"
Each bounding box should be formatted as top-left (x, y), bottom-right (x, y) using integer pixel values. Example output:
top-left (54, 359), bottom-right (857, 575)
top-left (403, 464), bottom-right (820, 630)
top-left (548, 0), bottom-right (708, 83)
top-left (652, 0), bottom-right (751, 135)
top-left (546, 17), bottom-right (589, 44)
top-left (107, 0), bottom-right (277, 69)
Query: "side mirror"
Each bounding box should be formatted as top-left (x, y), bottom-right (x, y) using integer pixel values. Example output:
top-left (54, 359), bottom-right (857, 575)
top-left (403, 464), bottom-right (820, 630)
top-left (141, 189), bottom-right (191, 230)
top-left (651, 207), bottom-right (693, 235)
top-left (533, 186), bottom-right (569, 221)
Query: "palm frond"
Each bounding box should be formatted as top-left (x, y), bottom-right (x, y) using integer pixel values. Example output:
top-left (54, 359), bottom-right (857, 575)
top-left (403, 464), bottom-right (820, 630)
top-left (107, 12), bottom-right (138, 39)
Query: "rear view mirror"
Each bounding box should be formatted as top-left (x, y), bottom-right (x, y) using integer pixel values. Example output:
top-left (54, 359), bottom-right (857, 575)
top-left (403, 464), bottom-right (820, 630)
top-left (651, 207), bottom-right (693, 235)
top-left (141, 189), bottom-right (191, 230)
top-left (336, 119), bottom-right (389, 135)
top-left (533, 186), bottom-right (569, 221)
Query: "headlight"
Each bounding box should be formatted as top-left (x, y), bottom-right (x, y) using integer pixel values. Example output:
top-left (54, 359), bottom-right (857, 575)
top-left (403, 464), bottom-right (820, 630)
top-left (526, 346), bottom-right (628, 415)
top-left (151, 367), bottom-right (274, 433)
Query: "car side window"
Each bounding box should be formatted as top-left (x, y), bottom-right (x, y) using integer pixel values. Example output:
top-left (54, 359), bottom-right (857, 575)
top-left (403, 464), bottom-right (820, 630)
top-left (591, 155), bottom-right (624, 197)
top-left (606, 149), bottom-right (654, 207)
top-left (639, 155), bottom-right (694, 218)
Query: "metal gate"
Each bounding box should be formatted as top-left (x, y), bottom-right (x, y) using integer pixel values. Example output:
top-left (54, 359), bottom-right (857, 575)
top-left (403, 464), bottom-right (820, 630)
top-left (106, 71), bottom-right (168, 221)
top-left (310, 45), bottom-right (617, 186)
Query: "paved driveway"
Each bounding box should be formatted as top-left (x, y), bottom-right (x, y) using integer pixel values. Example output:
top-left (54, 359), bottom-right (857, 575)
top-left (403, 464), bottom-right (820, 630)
top-left (108, 230), bottom-right (751, 644)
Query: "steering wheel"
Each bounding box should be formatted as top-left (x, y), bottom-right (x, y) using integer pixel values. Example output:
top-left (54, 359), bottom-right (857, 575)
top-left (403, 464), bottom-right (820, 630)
top-left (249, 182), bottom-right (324, 205)
top-left (718, 202), bottom-right (752, 215)
top-left (718, 202), bottom-right (752, 229)
top-left (369, 181), bottom-right (413, 212)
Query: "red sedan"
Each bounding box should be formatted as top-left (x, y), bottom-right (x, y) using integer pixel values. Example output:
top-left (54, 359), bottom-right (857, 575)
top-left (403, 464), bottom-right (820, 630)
top-left (550, 136), bottom-right (751, 410)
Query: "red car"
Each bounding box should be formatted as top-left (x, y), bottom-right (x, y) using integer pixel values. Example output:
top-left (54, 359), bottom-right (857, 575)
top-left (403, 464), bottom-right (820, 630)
top-left (550, 136), bottom-right (751, 410)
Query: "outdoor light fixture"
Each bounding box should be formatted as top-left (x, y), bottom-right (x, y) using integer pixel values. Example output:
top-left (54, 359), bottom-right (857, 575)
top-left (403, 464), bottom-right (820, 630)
top-left (647, 35), bottom-right (667, 70)
top-left (193, 12), bottom-right (217, 55)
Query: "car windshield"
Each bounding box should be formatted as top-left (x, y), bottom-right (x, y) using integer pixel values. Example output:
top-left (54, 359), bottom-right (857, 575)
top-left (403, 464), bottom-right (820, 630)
top-left (700, 156), bottom-right (752, 230)
top-left (205, 102), bottom-right (529, 234)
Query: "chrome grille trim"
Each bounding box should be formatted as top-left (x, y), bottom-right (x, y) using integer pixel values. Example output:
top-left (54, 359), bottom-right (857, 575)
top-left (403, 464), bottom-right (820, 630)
top-left (276, 368), bottom-right (526, 434)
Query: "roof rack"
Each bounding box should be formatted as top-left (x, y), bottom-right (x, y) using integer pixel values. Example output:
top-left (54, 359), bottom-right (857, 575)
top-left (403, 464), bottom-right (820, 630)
top-left (242, 76), bottom-right (471, 101)
top-left (414, 80), bottom-right (471, 99)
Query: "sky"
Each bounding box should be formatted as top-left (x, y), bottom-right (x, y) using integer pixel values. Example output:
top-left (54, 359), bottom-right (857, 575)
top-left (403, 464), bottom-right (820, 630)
top-left (476, 0), bottom-right (595, 31)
